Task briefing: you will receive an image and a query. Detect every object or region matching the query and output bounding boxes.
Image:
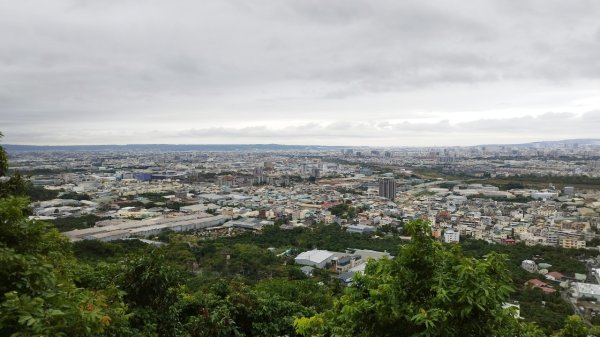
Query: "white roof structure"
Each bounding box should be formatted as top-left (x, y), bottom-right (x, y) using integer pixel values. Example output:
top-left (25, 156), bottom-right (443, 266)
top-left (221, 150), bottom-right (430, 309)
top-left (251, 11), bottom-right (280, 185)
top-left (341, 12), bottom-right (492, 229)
top-left (295, 249), bottom-right (334, 265)
top-left (180, 204), bottom-right (208, 213)
top-left (64, 213), bottom-right (226, 241)
top-left (573, 282), bottom-right (600, 298)
top-left (353, 249), bottom-right (391, 260)
top-left (349, 263), bottom-right (367, 272)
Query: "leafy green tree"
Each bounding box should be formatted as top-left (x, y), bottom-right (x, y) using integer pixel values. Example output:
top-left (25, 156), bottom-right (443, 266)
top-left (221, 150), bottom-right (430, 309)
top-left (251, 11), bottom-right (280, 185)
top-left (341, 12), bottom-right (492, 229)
top-left (512, 288), bottom-right (573, 333)
top-left (294, 219), bottom-right (545, 337)
top-left (590, 325), bottom-right (600, 337)
top-left (251, 292), bottom-right (310, 337)
top-left (26, 185), bottom-right (60, 201)
top-left (179, 282), bottom-right (245, 337)
top-left (59, 191), bottom-right (92, 200)
top-left (117, 249), bottom-right (185, 337)
top-left (0, 132), bottom-right (7, 177)
top-left (0, 139), bottom-right (132, 336)
top-left (554, 316), bottom-right (590, 337)
top-left (254, 278), bottom-right (333, 312)
top-left (49, 214), bottom-right (108, 232)
top-left (0, 172), bottom-right (29, 198)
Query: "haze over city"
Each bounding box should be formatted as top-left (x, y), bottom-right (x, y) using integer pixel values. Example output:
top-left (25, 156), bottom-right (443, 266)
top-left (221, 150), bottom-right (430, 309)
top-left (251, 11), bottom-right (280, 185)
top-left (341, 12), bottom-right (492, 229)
top-left (1, 0), bottom-right (600, 145)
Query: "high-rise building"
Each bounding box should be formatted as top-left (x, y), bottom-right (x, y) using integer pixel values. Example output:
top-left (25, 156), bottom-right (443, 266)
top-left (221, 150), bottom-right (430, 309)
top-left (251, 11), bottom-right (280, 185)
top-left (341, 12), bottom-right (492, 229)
top-left (311, 168), bottom-right (321, 179)
top-left (378, 177), bottom-right (396, 201)
top-left (253, 167), bottom-right (265, 184)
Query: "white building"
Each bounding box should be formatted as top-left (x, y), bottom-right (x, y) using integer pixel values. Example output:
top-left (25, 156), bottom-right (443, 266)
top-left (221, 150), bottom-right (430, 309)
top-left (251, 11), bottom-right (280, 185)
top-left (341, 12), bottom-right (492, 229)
top-left (521, 260), bottom-right (538, 273)
top-left (572, 282), bottom-right (600, 301)
top-left (64, 214), bottom-right (227, 242)
top-left (592, 268), bottom-right (600, 284)
top-left (346, 224), bottom-right (376, 234)
top-left (295, 249), bottom-right (335, 269)
top-left (444, 229), bottom-right (460, 243)
top-left (531, 191), bottom-right (559, 200)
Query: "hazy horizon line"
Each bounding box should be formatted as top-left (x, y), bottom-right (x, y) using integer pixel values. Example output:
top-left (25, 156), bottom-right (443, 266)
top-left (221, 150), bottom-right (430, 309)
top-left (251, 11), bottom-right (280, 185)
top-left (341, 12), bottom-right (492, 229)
top-left (3, 137), bottom-right (600, 150)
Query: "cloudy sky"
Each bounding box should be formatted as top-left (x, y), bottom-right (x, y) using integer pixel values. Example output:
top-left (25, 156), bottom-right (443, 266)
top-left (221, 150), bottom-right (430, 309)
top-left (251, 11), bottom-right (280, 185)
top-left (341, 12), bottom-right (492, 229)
top-left (1, 0), bottom-right (600, 146)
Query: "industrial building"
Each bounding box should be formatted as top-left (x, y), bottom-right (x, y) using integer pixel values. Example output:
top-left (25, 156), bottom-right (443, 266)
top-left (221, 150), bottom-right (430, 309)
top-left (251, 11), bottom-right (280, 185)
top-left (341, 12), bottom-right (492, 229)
top-left (64, 213), bottom-right (227, 242)
top-left (294, 249), bottom-right (335, 268)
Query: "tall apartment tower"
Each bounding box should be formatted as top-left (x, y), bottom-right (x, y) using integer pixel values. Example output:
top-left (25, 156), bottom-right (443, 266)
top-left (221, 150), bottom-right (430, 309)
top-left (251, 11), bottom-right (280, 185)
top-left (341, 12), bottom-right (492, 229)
top-left (378, 177), bottom-right (397, 201)
top-left (253, 167), bottom-right (265, 184)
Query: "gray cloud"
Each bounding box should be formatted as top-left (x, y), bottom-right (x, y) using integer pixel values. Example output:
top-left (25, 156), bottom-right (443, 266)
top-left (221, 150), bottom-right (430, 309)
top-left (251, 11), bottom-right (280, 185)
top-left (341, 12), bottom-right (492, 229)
top-left (5, 110), bottom-right (599, 147)
top-left (0, 1), bottom-right (599, 145)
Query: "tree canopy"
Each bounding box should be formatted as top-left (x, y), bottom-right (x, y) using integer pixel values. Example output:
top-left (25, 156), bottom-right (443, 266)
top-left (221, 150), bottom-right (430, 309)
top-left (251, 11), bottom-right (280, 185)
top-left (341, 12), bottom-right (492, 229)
top-left (294, 219), bottom-right (545, 337)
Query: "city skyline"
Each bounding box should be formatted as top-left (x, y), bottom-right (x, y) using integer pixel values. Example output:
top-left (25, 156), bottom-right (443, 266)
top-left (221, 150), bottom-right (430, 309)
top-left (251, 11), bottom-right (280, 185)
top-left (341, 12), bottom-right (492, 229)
top-left (1, 1), bottom-right (600, 146)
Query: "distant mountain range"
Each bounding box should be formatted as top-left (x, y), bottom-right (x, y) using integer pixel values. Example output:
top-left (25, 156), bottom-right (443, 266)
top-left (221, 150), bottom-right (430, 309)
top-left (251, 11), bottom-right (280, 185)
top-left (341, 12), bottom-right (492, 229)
top-left (3, 139), bottom-right (600, 152)
top-left (480, 139), bottom-right (600, 148)
top-left (521, 139), bottom-right (600, 146)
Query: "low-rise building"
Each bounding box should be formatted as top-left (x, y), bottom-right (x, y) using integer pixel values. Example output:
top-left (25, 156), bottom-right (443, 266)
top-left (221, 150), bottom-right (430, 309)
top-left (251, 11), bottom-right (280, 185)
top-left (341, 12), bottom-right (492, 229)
top-left (444, 229), bottom-right (460, 243)
top-left (521, 260), bottom-right (538, 273)
top-left (572, 282), bottom-right (600, 301)
top-left (545, 271), bottom-right (564, 282)
top-left (64, 213), bottom-right (226, 241)
top-left (559, 237), bottom-right (586, 249)
top-left (346, 224), bottom-right (376, 234)
top-left (295, 249), bottom-right (335, 268)
top-left (525, 279), bottom-right (556, 293)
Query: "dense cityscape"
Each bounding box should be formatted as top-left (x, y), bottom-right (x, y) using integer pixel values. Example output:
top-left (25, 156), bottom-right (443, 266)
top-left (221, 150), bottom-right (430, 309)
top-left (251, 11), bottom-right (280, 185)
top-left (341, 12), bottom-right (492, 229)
top-left (3, 139), bottom-right (600, 335)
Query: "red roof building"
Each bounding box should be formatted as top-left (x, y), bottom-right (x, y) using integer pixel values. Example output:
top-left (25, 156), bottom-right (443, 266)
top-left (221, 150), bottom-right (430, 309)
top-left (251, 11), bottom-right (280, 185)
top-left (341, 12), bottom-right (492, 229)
top-left (525, 279), bottom-right (556, 293)
top-left (545, 271), bottom-right (565, 282)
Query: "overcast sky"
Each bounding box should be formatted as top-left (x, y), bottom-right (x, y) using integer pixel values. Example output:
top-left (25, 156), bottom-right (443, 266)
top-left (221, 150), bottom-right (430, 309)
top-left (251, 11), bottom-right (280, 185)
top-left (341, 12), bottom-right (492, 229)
top-left (1, 0), bottom-right (600, 146)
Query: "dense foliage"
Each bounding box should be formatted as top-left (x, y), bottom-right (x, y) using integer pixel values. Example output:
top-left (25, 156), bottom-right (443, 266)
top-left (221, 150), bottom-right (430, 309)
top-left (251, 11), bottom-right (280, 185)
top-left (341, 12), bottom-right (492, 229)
top-left (213, 223), bottom-right (405, 253)
top-left (49, 214), bottom-right (108, 232)
top-left (461, 239), bottom-right (594, 280)
top-left (59, 191), bottom-right (92, 201)
top-left (513, 288), bottom-right (574, 334)
top-left (26, 186), bottom-right (60, 202)
top-left (293, 220), bottom-right (545, 337)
